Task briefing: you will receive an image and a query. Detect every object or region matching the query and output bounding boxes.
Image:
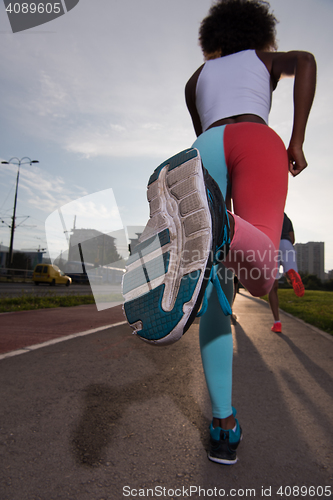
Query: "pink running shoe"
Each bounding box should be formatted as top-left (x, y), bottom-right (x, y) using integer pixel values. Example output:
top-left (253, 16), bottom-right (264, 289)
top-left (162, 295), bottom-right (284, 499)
top-left (286, 269), bottom-right (305, 297)
top-left (271, 321), bottom-right (282, 333)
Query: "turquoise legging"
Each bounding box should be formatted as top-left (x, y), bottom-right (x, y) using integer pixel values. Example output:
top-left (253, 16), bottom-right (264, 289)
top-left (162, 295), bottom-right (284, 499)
top-left (192, 126), bottom-right (234, 419)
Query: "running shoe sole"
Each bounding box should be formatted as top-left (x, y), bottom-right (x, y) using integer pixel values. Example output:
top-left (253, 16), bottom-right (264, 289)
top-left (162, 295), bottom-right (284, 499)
top-left (122, 148), bottom-right (215, 345)
top-left (286, 269), bottom-right (305, 297)
top-left (208, 451), bottom-right (238, 465)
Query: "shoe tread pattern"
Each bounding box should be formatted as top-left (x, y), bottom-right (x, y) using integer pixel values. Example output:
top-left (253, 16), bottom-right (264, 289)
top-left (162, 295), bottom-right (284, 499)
top-left (123, 252), bottom-right (170, 295)
top-left (148, 149), bottom-right (197, 186)
top-left (127, 229), bottom-right (170, 266)
top-left (124, 272), bottom-right (200, 342)
top-left (123, 147), bottom-right (221, 344)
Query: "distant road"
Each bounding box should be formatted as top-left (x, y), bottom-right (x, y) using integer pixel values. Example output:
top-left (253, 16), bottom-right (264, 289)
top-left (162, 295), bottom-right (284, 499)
top-left (0, 282), bottom-right (94, 297)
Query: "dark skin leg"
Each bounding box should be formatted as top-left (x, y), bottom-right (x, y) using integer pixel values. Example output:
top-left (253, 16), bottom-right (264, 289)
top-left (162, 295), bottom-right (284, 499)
top-left (268, 279), bottom-right (280, 322)
top-left (213, 414), bottom-right (236, 430)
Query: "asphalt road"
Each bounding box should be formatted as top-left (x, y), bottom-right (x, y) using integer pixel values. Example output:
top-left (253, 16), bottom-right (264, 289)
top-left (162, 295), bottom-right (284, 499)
top-left (0, 292), bottom-right (332, 500)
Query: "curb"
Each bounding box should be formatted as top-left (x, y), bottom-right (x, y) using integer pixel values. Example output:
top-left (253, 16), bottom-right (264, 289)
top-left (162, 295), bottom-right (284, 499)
top-left (278, 309), bottom-right (333, 342)
top-left (239, 290), bottom-right (333, 342)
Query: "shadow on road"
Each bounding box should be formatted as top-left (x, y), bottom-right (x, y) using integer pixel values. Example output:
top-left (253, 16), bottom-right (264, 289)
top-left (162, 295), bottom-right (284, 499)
top-left (71, 324), bottom-right (210, 467)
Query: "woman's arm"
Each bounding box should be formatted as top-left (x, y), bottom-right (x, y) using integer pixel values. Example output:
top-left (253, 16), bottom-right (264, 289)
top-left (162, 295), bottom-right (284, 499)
top-left (260, 50), bottom-right (317, 177)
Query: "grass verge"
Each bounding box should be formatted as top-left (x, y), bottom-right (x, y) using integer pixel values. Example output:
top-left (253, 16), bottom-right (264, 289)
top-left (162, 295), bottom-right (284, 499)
top-left (0, 294), bottom-right (123, 313)
top-left (261, 289), bottom-right (333, 335)
top-left (2, 290), bottom-right (332, 336)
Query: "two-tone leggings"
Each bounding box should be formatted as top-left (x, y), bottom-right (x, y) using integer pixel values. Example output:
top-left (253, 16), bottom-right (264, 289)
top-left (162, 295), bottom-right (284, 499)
top-left (192, 123), bottom-right (288, 418)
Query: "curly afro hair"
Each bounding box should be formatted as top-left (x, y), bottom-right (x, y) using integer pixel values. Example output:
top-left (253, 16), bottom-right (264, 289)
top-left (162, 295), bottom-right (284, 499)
top-left (199, 0), bottom-right (278, 57)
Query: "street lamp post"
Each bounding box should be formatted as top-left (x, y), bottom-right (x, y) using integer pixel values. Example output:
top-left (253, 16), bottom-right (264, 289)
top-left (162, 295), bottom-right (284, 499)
top-left (1, 157), bottom-right (39, 268)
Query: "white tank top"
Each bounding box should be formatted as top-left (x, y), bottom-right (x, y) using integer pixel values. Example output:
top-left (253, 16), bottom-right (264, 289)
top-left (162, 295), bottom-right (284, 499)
top-left (196, 50), bottom-right (271, 131)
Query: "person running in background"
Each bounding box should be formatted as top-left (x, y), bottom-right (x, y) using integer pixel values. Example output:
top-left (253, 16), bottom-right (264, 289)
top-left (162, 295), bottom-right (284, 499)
top-left (269, 213), bottom-right (305, 333)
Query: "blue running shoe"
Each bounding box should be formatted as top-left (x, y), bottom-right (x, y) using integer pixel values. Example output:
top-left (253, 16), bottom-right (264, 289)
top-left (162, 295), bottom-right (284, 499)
top-left (122, 148), bottom-right (230, 345)
top-left (208, 413), bottom-right (242, 465)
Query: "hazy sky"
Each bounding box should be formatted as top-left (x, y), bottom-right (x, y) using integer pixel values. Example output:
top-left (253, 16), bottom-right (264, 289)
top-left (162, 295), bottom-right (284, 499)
top-left (0, 0), bottom-right (332, 270)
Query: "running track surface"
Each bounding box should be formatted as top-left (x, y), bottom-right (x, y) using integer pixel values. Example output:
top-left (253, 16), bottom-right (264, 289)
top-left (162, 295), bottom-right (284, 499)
top-left (0, 304), bottom-right (126, 355)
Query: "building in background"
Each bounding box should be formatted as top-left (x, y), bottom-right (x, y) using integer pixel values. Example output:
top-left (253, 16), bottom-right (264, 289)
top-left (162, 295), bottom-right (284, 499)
top-left (128, 232), bottom-right (143, 255)
top-left (0, 244), bottom-right (44, 270)
top-left (68, 228), bottom-right (122, 267)
top-left (295, 242), bottom-right (325, 281)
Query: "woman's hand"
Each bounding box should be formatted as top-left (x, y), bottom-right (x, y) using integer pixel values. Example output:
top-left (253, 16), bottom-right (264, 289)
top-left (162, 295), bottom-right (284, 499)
top-left (269, 51), bottom-right (316, 178)
top-left (287, 143), bottom-right (307, 177)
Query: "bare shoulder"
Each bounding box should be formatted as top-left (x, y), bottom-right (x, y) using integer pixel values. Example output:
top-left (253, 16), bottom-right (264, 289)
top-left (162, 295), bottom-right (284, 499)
top-left (255, 50), bottom-right (276, 72)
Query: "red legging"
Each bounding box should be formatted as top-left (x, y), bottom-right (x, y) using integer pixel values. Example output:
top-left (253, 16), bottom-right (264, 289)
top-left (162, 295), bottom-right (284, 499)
top-left (224, 123), bottom-right (288, 295)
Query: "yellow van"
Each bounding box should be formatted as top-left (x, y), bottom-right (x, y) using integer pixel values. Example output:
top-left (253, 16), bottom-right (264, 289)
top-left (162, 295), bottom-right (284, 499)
top-left (33, 264), bottom-right (72, 286)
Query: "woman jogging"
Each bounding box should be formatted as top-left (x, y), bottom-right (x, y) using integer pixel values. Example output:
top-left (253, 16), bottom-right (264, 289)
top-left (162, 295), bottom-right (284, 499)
top-left (123, 0), bottom-right (316, 465)
top-left (183, 0), bottom-right (316, 464)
